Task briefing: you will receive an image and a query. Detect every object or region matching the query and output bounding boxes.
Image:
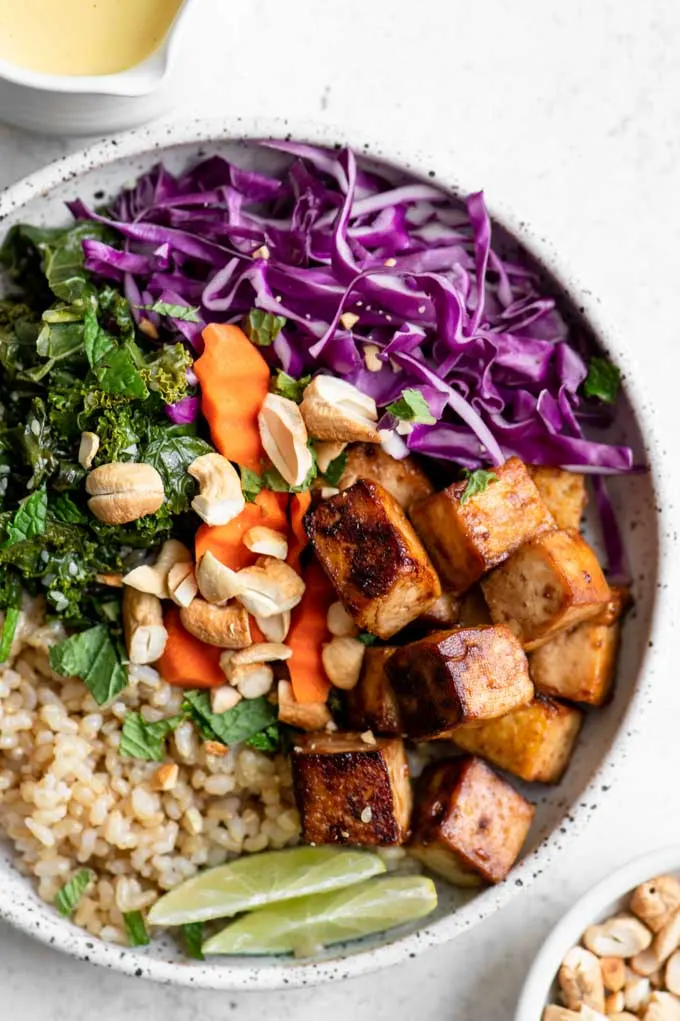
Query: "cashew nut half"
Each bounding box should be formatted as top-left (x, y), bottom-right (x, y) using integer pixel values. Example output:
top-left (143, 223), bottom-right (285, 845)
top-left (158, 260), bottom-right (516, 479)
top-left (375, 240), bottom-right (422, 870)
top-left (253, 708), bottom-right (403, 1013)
top-left (179, 599), bottom-right (252, 648)
top-left (188, 453), bottom-right (245, 526)
top-left (258, 393), bottom-right (313, 487)
top-left (86, 462), bottom-right (165, 524)
top-left (123, 540), bottom-right (193, 599)
top-left (78, 431), bottom-right (100, 470)
top-left (277, 679), bottom-right (332, 731)
top-left (300, 375), bottom-right (379, 443)
top-left (243, 526), bottom-right (288, 560)
top-left (123, 588), bottom-right (168, 665)
top-left (321, 636), bottom-right (365, 690)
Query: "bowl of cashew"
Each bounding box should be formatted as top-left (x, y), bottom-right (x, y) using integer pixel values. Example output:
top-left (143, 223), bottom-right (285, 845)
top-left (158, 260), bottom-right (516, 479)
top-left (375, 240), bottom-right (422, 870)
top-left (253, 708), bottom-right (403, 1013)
top-left (516, 845), bottom-right (680, 1021)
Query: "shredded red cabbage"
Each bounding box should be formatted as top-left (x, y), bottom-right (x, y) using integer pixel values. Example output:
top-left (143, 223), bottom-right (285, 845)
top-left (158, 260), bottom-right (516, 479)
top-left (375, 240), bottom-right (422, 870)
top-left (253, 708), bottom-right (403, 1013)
top-left (67, 143), bottom-right (634, 572)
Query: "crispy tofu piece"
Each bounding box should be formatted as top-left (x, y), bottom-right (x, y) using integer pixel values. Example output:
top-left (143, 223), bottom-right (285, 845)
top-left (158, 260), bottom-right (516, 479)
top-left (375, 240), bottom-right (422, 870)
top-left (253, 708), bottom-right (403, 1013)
top-left (305, 479), bottom-right (441, 639)
top-left (528, 465), bottom-right (587, 531)
top-left (386, 626), bottom-right (534, 740)
top-left (410, 456), bottom-right (556, 595)
top-left (409, 756), bottom-right (535, 884)
top-left (346, 647), bottom-right (401, 734)
top-left (452, 695), bottom-right (583, 783)
top-left (338, 442), bottom-right (435, 511)
top-left (593, 583), bottom-right (632, 626)
top-left (529, 619), bottom-right (621, 706)
top-left (458, 586), bottom-right (491, 627)
top-left (481, 529), bottom-right (611, 651)
top-left (292, 731), bottom-right (412, 845)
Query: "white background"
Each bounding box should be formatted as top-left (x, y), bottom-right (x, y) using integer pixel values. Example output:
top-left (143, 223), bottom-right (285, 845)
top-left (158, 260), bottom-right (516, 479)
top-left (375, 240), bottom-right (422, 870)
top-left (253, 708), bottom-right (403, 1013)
top-left (1, 1), bottom-right (680, 1017)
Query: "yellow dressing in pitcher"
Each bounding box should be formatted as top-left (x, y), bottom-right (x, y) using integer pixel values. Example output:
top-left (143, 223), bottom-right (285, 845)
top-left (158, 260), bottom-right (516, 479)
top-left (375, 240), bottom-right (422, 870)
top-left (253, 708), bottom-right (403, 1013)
top-left (0, 0), bottom-right (184, 77)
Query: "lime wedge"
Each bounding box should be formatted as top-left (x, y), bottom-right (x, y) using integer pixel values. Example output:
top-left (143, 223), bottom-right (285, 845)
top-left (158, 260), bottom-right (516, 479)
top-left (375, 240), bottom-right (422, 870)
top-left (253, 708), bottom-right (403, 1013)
top-left (202, 875), bottom-right (437, 956)
top-left (148, 847), bottom-right (386, 926)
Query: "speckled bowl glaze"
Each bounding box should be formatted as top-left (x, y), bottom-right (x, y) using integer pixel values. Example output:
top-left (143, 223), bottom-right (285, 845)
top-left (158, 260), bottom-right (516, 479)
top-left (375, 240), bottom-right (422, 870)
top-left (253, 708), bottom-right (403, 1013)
top-left (0, 118), bottom-right (667, 990)
top-left (515, 845), bottom-right (680, 1020)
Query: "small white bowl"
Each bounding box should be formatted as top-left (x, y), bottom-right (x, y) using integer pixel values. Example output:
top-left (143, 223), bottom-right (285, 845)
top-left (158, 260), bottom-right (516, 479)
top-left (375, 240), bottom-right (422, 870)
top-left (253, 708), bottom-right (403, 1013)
top-left (515, 844), bottom-right (680, 1020)
top-left (0, 0), bottom-right (198, 135)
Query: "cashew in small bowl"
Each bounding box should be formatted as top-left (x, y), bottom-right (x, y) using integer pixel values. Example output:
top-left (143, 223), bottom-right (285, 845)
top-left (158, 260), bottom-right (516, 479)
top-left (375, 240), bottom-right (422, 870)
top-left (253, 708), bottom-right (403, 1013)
top-left (300, 375), bottom-right (379, 443)
top-left (258, 393), bottom-right (313, 487)
top-left (122, 588), bottom-right (168, 665)
top-left (179, 599), bottom-right (252, 648)
top-left (86, 462), bottom-right (165, 524)
top-left (123, 539), bottom-right (192, 599)
top-left (188, 452), bottom-right (245, 526)
top-left (558, 946), bottom-right (606, 1013)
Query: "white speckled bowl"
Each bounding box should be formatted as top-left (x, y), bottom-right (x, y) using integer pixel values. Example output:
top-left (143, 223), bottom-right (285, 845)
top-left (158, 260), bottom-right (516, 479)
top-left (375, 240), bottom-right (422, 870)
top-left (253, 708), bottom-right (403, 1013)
top-left (0, 117), bottom-right (668, 989)
top-left (515, 845), bottom-right (680, 1020)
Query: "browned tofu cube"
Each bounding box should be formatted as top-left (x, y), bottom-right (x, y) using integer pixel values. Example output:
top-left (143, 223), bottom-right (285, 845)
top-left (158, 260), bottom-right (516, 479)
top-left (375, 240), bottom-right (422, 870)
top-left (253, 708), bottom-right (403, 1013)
top-left (528, 465), bottom-right (587, 531)
top-left (481, 529), bottom-right (611, 651)
top-left (386, 626), bottom-right (534, 740)
top-left (458, 586), bottom-right (492, 627)
top-left (529, 619), bottom-right (621, 706)
top-left (410, 456), bottom-right (556, 595)
top-left (338, 442), bottom-right (434, 511)
top-left (292, 732), bottom-right (412, 845)
top-left (346, 647), bottom-right (401, 734)
top-left (409, 756), bottom-right (535, 884)
top-left (452, 695), bottom-right (583, 783)
top-left (593, 583), bottom-right (632, 626)
top-left (305, 479), bottom-right (441, 639)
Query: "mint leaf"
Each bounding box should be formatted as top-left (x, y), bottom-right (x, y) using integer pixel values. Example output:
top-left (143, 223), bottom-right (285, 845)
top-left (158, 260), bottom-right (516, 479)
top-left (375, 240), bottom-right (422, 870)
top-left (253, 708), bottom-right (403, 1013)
top-left (261, 465), bottom-right (293, 492)
top-left (183, 690), bottom-right (278, 747)
top-left (137, 301), bottom-right (201, 324)
top-left (124, 911), bottom-right (150, 947)
top-left (322, 449), bottom-right (348, 488)
top-left (386, 388), bottom-right (436, 424)
top-left (120, 712), bottom-right (183, 761)
top-left (0, 608), bottom-right (20, 663)
top-left (54, 868), bottom-right (93, 916)
top-left (357, 631), bottom-right (378, 646)
top-left (83, 304), bottom-right (148, 400)
top-left (240, 466), bottom-right (264, 504)
top-left (51, 493), bottom-right (88, 525)
top-left (143, 431), bottom-right (212, 515)
top-left (244, 309), bottom-right (286, 347)
top-left (583, 357), bottom-right (621, 404)
top-left (5, 487), bottom-right (48, 546)
top-left (459, 468), bottom-right (498, 505)
top-left (183, 922), bottom-right (204, 960)
top-left (271, 370), bottom-right (311, 403)
top-left (49, 624), bottom-right (127, 706)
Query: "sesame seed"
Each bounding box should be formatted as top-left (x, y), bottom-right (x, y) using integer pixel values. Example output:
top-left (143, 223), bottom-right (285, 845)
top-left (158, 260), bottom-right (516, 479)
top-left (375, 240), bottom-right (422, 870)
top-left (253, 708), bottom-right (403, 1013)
top-left (360, 806), bottom-right (373, 823)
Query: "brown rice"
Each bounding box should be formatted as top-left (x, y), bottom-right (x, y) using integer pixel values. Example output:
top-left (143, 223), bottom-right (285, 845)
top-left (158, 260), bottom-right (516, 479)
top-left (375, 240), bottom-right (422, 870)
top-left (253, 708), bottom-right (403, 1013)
top-left (0, 598), bottom-right (300, 943)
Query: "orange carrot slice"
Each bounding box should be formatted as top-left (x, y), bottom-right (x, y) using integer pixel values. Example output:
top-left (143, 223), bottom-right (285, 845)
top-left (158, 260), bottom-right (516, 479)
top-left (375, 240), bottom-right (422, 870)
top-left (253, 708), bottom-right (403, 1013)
top-left (195, 490), bottom-right (288, 571)
top-left (194, 323), bottom-right (271, 472)
top-left (287, 491), bottom-right (312, 571)
top-left (157, 608), bottom-right (225, 689)
top-left (287, 559), bottom-right (334, 703)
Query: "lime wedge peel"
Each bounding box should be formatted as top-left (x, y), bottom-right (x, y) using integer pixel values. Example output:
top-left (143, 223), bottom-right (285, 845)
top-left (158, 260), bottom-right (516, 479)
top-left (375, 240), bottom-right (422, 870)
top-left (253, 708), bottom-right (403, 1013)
top-left (148, 847), bottom-right (386, 927)
top-left (202, 875), bottom-right (438, 956)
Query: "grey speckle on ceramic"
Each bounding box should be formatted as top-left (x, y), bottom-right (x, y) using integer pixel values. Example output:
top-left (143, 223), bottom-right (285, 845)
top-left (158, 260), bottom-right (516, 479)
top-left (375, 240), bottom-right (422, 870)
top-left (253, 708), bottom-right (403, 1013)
top-left (0, 116), bottom-right (668, 990)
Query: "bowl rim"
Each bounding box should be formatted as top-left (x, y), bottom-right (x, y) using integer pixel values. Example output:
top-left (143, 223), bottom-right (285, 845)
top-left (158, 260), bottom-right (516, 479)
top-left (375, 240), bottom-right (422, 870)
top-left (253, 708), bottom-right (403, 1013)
top-left (0, 115), bottom-right (669, 991)
top-left (514, 843), bottom-right (680, 1020)
top-left (0, 0), bottom-right (196, 96)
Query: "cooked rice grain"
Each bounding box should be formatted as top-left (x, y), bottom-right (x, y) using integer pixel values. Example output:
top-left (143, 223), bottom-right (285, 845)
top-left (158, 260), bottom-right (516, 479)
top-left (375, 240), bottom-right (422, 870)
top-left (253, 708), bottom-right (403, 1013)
top-left (0, 601), bottom-right (300, 939)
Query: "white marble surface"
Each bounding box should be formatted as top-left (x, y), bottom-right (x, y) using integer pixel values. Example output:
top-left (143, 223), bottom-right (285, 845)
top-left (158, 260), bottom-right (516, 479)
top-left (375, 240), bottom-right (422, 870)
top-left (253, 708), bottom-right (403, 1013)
top-left (2, 1), bottom-right (680, 1016)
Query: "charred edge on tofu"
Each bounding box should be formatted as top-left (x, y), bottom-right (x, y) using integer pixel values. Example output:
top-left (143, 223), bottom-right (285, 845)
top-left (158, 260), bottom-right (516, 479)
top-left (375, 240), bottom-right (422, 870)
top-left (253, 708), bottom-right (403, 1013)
top-left (304, 480), bottom-right (421, 600)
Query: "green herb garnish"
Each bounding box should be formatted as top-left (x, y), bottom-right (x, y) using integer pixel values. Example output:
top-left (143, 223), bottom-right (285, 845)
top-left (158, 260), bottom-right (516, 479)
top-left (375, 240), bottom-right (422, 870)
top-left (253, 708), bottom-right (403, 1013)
top-left (49, 624), bottom-right (127, 706)
top-left (183, 922), bottom-right (204, 960)
top-left (356, 632), bottom-right (378, 646)
top-left (583, 356), bottom-right (621, 404)
top-left (54, 868), bottom-right (94, 917)
top-left (137, 301), bottom-right (201, 323)
top-left (244, 309), bottom-right (286, 347)
top-left (123, 911), bottom-right (150, 947)
top-left (182, 690), bottom-right (278, 748)
top-left (459, 468), bottom-right (498, 505)
top-left (386, 388), bottom-right (436, 424)
top-left (322, 449), bottom-right (348, 488)
top-left (119, 712), bottom-right (184, 762)
top-left (271, 369), bottom-right (311, 403)
top-left (5, 487), bottom-right (48, 546)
